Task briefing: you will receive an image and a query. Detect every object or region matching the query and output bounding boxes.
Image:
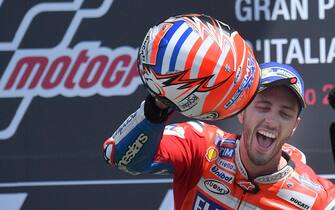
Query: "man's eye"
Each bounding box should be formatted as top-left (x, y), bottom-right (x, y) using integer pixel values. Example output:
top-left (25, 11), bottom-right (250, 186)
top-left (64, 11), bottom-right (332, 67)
top-left (256, 106), bottom-right (269, 111)
top-left (281, 112), bottom-right (292, 119)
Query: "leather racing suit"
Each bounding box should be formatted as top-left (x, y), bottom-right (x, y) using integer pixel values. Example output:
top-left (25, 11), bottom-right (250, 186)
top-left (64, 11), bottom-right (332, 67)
top-left (103, 101), bottom-right (335, 210)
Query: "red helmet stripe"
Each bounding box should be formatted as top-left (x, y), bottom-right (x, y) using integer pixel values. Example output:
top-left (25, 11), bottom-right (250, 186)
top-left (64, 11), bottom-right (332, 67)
top-left (150, 23), bottom-right (172, 64)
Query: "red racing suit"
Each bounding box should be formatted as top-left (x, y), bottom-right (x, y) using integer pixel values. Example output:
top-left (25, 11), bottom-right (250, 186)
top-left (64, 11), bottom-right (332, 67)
top-left (103, 101), bottom-right (335, 210)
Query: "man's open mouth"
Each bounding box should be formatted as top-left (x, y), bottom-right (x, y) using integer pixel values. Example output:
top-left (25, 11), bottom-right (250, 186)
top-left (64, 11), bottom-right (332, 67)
top-left (256, 130), bottom-right (276, 149)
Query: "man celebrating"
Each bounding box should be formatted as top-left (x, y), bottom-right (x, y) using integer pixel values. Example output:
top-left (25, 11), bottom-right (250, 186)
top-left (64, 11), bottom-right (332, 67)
top-left (103, 61), bottom-right (335, 209)
top-left (103, 14), bottom-right (335, 210)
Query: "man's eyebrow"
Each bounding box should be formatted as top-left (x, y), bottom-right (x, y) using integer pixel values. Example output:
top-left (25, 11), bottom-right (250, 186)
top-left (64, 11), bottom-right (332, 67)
top-left (281, 105), bottom-right (296, 112)
top-left (255, 100), bottom-right (272, 105)
top-left (255, 100), bottom-right (296, 112)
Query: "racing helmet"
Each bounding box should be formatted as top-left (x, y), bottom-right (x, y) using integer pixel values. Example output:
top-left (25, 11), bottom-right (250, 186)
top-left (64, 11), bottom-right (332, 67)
top-left (138, 14), bottom-right (261, 120)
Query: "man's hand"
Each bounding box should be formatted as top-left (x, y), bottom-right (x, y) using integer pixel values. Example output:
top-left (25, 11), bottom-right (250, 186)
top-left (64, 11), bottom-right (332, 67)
top-left (144, 95), bottom-right (173, 124)
top-left (154, 98), bottom-right (168, 110)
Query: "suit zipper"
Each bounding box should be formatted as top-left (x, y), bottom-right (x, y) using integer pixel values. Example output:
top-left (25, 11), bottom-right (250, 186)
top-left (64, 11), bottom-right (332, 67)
top-left (236, 191), bottom-right (247, 210)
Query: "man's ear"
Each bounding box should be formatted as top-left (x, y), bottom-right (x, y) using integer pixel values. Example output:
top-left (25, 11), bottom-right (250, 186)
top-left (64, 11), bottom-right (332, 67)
top-left (290, 116), bottom-right (301, 137)
top-left (237, 111), bottom-right (244, 124)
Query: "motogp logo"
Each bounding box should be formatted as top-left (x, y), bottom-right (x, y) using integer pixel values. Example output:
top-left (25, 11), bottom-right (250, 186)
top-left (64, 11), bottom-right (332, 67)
top-left (0, 0), bottom-right (142, 139)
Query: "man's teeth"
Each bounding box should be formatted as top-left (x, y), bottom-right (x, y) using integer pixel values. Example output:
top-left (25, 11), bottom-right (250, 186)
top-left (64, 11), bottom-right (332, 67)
top-left (258, 130), bottom-right (276, 139)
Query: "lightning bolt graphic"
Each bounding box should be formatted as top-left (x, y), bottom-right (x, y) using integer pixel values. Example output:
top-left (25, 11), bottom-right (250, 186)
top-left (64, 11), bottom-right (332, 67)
top-left (144, 65), bottom-right (233, 100)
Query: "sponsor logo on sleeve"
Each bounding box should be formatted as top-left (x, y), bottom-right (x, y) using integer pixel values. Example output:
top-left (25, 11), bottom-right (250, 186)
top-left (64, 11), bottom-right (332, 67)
top-left (204, 179), bottom-right (230, 195)
top-left (118, 133), bottom-right (148, 166)
top-left (237, 181), bottom-right (258, 192)
top-left (210, 165), bottom-right (234, 184)
top-left (193, 192), bottom-right (228, 210)
top-left (216, 158), bottom-right (236, 173)
top-left (289, 197), bottom-right (311, 210)
top-left (277, 189), bottom-right (316, 210)
top-left (219, 147), bottom-right (235, 158)
top-left (112, 112), bottom-right (137, 143)
top-left (206, 147), bottom-right (218, 162)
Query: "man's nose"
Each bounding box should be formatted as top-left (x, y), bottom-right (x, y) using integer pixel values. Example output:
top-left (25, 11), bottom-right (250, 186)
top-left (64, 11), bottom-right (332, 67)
top-left (263, 113), bottom-right (279, 128)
